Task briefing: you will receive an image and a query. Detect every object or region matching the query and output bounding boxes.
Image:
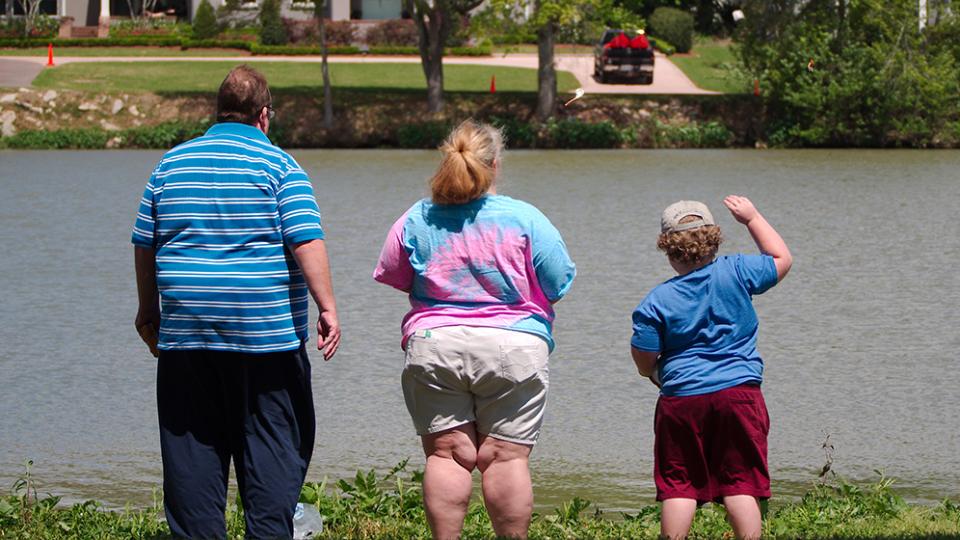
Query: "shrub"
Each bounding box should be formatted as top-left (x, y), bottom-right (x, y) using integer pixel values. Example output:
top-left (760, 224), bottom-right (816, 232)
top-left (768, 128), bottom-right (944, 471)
top-left (648, 7), bottom-right (694, 53)
top-left (280, 18), bottom-right (355, 45)
top-left (396, 121), bottom-right (450, 148)
top-left (489, 116), bottom-right (535, 148)
top-left (122, 121), bottom-right (209, 148)
top-left (259, 0), bottom-right (288, 45)
top-left (364, 19), bottom-right (418, 46)
top-left (181, 38), bottom-right (253, 49)
top-left (656, 121), bottom-right (732, 148)
top-left (325, 19), bottom-right (356, 45)
top-left (110, 18), bottom-right (183, 37)
top-left (282, 18), bottom-right (316, 44)
top-left (249, 43), bottom-right (359, 54)
top-left (192, 0), bottom-right (220, 40)
top-left (3, 129), bottom-right (110, 149)
top-left (0, 14), bottom-right (59, 38)
top-left (544, 119), bottom-right (623, 148)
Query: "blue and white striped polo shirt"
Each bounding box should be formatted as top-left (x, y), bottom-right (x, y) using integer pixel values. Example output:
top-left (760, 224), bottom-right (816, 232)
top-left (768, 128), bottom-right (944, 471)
top-left (131, 122), bottom-right (324, 353)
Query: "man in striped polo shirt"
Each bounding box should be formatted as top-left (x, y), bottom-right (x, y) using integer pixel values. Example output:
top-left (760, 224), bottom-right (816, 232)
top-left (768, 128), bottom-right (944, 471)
top-left (132, 65), bottom-right (340, 539)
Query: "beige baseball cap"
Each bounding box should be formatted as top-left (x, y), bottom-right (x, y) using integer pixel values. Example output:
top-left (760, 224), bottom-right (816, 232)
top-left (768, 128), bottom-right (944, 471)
top-left (661, 200), bottom-right (715, 233)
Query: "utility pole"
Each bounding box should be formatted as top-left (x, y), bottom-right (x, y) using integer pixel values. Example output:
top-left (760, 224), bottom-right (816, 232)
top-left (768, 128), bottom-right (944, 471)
top-left (919, 0), bottom-right (927, 31)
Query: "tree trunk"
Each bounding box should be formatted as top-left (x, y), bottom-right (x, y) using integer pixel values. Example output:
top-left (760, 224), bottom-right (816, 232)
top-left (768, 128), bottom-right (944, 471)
top-left (536, 21), bottom-right (557, 121)
top-left (319, 14), bottom-right (333, 129)
top-left (407, 0), bottom-right (449, 113)
top-left (425, 28), bottom-right (445, 113)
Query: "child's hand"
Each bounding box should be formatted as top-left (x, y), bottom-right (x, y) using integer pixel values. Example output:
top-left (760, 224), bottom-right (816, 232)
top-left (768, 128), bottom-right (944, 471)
top-left (724, 195), bottom-right (760, 224)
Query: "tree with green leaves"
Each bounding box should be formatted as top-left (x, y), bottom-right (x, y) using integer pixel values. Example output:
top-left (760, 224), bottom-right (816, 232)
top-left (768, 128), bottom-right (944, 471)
top-left (737, 0), bottom-right (960, 147)
top-left (403, 0), bottom-right (484, 113)
top-left (527, 0), bottom-right (642, 119)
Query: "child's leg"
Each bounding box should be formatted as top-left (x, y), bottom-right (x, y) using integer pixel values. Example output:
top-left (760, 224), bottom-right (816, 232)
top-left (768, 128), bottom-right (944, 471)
top-left (722, 495), bottom-right (761, 540)
top-left (660, 498), bottom-right (697, 540)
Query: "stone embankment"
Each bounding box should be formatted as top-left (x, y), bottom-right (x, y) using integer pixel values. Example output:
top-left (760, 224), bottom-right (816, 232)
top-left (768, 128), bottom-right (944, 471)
top-left (0, 87), bottom-right (762, 148)
top-left (0, 88), bottom-right (208, 144)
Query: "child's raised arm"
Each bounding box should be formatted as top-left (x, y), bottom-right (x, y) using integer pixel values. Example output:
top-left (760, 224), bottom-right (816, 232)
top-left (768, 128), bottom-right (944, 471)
top-left (723, 195), bottom-right (792, 281)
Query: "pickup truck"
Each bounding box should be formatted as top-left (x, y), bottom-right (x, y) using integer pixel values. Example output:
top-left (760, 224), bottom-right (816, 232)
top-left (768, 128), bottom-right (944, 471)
top-left (594, 29), bottom-right (655, 84)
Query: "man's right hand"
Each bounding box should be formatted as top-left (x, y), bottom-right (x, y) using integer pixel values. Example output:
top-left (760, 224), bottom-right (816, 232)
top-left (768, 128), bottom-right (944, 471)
top-left (317, 311), bottom-right (341, 361)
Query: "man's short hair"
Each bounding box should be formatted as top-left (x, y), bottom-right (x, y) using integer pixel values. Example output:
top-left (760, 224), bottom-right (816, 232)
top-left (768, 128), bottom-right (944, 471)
top-left (216, 65), bottom-right (271, 125)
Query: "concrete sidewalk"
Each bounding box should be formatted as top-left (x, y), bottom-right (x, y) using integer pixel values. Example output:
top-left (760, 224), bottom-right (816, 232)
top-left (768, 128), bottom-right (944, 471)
top-left (2, 52), bottom-right (714, 95)
top-left (0, 58), bottom-right (44, 89)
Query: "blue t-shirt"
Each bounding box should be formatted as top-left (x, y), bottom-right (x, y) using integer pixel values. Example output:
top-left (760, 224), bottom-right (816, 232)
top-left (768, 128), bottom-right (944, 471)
top-left (631, 254), bottom-right (778, 397)
top-left (131, 122), bottom-right (325, 353)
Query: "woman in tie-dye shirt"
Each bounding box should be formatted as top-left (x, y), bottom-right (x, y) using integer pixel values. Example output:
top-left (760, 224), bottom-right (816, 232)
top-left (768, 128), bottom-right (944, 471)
top-left (374, 120), bottom-right (575, 540)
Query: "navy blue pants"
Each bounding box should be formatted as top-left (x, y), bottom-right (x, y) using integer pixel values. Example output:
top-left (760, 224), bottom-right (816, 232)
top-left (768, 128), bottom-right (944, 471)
top-left (157, 345), bottom-right (315, 539)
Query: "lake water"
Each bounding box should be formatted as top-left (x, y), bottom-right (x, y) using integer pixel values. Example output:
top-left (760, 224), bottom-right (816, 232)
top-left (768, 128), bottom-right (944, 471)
top-left (1, 149), bottom-right (958, 512)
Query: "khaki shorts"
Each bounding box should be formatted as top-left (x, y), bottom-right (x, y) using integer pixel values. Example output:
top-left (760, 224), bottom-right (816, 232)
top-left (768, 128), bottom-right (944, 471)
top-left (401, 326), bottom-right (550, 445)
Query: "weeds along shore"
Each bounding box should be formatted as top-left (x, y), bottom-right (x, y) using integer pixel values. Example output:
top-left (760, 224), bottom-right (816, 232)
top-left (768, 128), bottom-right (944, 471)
top-left (2, 459), bottom-right (959, 539)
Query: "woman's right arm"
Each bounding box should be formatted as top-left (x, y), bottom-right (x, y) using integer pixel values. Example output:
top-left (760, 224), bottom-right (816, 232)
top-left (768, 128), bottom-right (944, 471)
top-left (373, 211), bottom-right (414, 293)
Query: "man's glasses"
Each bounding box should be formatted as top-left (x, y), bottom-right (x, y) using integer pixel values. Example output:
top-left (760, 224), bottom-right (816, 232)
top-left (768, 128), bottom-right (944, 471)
top-left (265, 105), bottom-right (276, 120)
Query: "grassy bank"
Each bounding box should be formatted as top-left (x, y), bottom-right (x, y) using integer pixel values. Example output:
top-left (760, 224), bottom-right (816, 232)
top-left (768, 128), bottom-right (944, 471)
top-left (30, 61), bottom-right (579, 94)
top-left (669, 37), bottom-right (745, 94)
top-left (1, 461), bottom-right (958, 539)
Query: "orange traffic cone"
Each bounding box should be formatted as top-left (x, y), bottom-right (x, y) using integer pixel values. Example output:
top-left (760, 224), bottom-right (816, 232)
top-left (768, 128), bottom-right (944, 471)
top-left (46, 43), bottom-right (55, 67)
top-left (490, 75), bottom-right (496, 93)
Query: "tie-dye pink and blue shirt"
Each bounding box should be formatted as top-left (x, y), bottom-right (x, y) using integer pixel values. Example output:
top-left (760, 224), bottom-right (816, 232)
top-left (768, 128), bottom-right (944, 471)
top-left (373, 195), bottom-right (576, 351)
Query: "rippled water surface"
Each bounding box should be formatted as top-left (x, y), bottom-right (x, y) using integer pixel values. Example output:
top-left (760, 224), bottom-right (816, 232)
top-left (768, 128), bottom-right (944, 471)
top-left (1, 149), bottom-right (958, 511)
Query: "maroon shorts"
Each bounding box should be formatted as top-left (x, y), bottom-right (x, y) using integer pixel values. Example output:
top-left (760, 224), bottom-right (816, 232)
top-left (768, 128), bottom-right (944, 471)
top-left (654, 384), bottom-right (770, 504)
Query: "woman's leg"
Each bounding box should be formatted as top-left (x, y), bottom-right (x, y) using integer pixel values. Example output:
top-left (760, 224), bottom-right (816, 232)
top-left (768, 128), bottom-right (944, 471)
top-left (421, 424), bottom-right (479, 540)
top-left (722, 495), bottom-right (762, 540)
top-left (660, 498), bottom-right (697, 540)
top-left (476, 435), bottom-right (533, 539)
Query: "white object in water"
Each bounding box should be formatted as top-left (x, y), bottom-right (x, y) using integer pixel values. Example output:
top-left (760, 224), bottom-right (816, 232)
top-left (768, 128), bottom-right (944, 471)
top-left (564, 88), bottom-right (586, 107)
top-left (293, 502), bottom-right (323, 539)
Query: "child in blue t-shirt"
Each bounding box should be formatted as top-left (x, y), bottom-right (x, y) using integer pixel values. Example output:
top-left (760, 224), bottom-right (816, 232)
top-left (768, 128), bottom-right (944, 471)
top-left (631, 196), bottom-right (792, 540)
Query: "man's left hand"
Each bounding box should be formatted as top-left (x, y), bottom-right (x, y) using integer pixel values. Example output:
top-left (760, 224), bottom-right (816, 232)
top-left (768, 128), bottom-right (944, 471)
top-left (317, 310), bottom-right (340, 361)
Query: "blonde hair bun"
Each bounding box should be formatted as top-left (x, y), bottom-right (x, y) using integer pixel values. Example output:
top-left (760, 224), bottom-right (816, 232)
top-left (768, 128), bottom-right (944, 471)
top-left (430, 120), bottom-right (504, 205)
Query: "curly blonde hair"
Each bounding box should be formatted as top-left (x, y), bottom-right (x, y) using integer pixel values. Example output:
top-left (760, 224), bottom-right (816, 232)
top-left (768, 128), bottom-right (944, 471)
top-left (657, 224), bottom-right (723, 265)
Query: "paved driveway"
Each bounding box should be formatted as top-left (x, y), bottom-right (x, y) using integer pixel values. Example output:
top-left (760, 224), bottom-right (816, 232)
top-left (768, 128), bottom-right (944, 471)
top-left (0, 58), bottom-right (45, 88)
top-left (2, 52), bottom-right (713, 94)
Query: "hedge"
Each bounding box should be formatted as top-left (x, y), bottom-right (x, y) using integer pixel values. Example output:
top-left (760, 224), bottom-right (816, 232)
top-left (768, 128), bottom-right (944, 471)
top-left (0, 37), bottom-right (183, 48)
top-left (250, 44), bottom-right (360, 55)
top-left (366, 45), bottom-right (491, 56)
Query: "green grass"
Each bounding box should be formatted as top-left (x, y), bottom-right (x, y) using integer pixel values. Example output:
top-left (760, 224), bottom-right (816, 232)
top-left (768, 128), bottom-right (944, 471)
top-left (2, 461), bottom-right (959, 539)
top-left (30, 61), bottom-right (580, 93)
top-left (670, 36), bottom-right (747, 94)
top-left (0, 46), bottom-right (249, 57)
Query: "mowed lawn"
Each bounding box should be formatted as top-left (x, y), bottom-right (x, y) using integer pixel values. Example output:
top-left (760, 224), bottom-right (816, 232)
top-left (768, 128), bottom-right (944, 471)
top-left (31, 61), bottom-right (580, 93)
top-left (669, 37), bottom-right (746, 94)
